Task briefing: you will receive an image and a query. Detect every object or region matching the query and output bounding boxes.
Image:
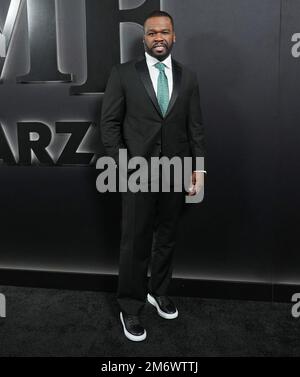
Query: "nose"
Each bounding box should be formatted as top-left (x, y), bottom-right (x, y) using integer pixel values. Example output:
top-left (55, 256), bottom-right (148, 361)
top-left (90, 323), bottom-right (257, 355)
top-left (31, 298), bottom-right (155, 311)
top-left (154, 33), bottom-right (164, 41)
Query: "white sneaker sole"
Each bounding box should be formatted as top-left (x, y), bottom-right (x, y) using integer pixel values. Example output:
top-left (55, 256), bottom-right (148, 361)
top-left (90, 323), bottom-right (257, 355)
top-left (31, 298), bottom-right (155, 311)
top-left (120, 312), bottom-right (147, 342)
top-left (147, 293), bottom-right (178, 319)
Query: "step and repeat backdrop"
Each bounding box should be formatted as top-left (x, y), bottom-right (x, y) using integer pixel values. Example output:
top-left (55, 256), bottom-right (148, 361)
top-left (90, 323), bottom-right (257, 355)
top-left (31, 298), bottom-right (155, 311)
top-left (0, 0), bottom-right (298, 296)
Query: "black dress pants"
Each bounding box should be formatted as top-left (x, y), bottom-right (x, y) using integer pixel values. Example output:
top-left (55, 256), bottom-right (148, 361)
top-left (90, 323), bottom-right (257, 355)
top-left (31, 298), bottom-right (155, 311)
top-left (116, 178), bottom-right (185, 315)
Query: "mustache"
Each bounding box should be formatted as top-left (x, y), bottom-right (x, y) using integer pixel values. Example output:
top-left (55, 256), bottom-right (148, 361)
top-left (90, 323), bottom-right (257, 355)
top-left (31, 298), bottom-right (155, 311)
top-left (152, 42), bottom-right (168, 48)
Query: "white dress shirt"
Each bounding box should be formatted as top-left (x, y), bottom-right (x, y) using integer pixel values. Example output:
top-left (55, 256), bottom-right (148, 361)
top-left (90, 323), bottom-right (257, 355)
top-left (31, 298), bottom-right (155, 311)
top-left (145, 52), bottom-right (173, 99)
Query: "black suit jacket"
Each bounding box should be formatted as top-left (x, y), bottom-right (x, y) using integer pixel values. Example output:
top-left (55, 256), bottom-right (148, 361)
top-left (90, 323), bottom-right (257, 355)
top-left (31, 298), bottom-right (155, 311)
top-left (100, 55), bottom-right (205, 173)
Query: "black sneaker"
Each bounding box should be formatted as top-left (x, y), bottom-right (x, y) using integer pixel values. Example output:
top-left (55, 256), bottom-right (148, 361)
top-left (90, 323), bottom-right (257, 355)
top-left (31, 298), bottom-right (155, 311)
top-left (147, 293), bottom-right (178, 319)
top-left (120, 311), bottom-right (147, 341)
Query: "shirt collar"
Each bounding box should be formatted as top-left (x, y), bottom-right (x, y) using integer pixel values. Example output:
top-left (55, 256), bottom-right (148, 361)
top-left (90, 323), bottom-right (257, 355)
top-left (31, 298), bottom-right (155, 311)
top-left (145, 51), bottom-right (172, 69)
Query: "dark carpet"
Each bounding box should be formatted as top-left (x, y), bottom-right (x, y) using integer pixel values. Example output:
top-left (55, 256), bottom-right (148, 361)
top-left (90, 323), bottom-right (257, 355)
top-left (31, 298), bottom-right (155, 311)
top-left (0, 285), bottom-right (299, 357)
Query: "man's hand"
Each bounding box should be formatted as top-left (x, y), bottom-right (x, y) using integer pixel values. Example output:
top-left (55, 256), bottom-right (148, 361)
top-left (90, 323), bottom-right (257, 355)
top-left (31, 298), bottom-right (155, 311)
top-left (188, 171), bottom-right (205, 196)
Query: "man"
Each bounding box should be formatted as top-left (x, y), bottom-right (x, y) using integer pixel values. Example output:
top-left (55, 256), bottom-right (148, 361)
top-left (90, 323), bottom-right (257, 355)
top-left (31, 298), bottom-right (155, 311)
top-left (101, 10), bottom-right (206, 341)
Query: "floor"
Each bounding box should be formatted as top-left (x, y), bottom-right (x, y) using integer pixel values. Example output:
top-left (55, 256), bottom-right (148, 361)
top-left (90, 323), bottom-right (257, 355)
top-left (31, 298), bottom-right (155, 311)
top-left (0, 285), bottom-right (299, 357)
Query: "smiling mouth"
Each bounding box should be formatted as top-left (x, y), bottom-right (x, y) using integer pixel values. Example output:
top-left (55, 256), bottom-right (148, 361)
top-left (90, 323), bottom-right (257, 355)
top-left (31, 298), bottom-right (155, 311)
top-left (153, 44), bottom-right (167, 52)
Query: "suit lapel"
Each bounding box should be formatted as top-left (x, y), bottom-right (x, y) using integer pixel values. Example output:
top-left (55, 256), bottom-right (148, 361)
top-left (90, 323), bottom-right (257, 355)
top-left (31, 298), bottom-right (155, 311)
top-left (135, 57), bottom-right (163, 118)
top-left (135, 56), bottom-right (182, 119)
top-left (165, 58), bottom-right (182, 118)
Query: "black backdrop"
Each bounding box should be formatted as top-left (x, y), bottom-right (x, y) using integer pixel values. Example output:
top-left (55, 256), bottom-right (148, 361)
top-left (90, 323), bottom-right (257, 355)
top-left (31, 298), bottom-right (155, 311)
top-left (0, 0), bottom-right (298, 299)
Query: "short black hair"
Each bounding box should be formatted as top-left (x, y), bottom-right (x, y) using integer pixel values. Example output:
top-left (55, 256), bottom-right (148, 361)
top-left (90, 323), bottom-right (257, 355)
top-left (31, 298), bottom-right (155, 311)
top-left (144, 10), bottom-right (174, 30)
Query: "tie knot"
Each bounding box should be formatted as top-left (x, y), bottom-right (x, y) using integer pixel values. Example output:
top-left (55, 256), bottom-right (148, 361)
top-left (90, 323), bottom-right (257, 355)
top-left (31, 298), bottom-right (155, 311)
top-left (155, 62), bottom-right (166, 72)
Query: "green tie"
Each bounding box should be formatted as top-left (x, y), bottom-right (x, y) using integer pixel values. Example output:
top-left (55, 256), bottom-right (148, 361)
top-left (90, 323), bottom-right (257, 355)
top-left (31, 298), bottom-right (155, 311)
top-left (155, 62), bottom-right (169, 116)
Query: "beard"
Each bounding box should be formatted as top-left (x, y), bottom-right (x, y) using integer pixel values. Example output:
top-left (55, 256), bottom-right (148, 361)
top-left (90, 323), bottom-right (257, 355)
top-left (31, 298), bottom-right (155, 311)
top-left (144, 40), bottom-right (174, 61)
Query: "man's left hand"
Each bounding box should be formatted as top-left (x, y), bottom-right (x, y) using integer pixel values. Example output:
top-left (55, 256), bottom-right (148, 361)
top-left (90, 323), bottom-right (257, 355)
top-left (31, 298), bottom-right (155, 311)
top-left (188, 171), bottom-right (205, 196)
